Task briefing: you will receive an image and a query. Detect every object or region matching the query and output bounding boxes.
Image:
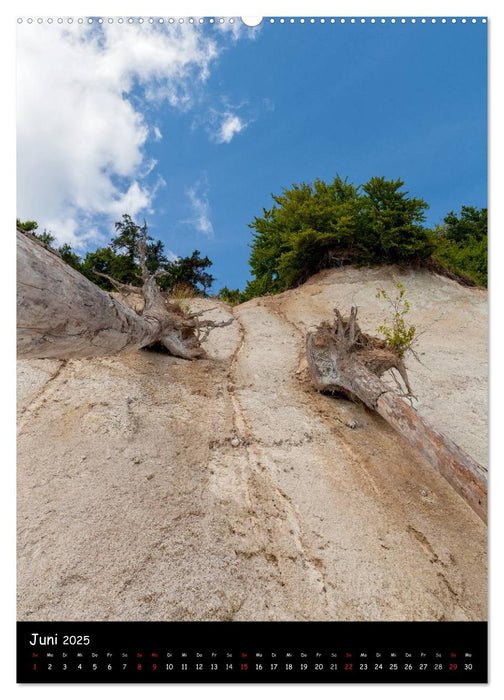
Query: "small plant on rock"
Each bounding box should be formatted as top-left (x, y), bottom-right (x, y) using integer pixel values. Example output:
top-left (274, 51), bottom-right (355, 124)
top-left (376, 281), bottom-right (416, 358)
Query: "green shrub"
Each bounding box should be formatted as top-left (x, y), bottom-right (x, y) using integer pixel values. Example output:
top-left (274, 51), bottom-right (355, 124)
top-left (217, 286), bottom-right (247, 305)
top-left (431, 207), bottom-right (487, 286)
top-left (245, 175), bottom-right (434, 297)
top-left (376, 281), bottom-right (416, 358)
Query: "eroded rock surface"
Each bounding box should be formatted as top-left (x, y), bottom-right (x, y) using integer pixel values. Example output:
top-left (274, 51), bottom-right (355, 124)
top-left (17, 266), bottom-right (487, 621)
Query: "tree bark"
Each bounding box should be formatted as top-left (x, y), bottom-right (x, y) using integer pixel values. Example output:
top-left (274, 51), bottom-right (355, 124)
top-left (17, 228), bottom-right (230, 360)
top-left (306, 307), bottom-right (487, 523)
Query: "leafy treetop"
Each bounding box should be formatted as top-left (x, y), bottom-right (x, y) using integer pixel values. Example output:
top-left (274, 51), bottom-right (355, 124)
top-left (431, 206), bottom-right (487, 287)
top-left (244, 175), bottom-right (434, 298)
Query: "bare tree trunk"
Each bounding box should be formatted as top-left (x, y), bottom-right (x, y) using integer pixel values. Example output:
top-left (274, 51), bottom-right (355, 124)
top-left (306, 307), bottom-right (487, 523)
top-left (17, 228), bottom-right (230, 360)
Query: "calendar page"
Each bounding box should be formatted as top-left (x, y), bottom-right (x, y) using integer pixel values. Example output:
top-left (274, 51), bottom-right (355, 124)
top-left (16, 12), bottom-right (488, 684)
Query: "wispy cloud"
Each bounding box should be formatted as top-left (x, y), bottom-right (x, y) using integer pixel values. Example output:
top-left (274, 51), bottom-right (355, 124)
top-left (193, 98), bottom-right (252, 145)
top-left (194, 93), bottom-right (274, 146)
top-left (165, 249), bottom-right (179, 262)
top-left (152, 126), bottom-right (162, 141)
top-left (216, 112), bottom-right (247, 143)
top-left (216, 18), bottom-right (262, 42)
top-left (185, 180), bottom-right (214, 237)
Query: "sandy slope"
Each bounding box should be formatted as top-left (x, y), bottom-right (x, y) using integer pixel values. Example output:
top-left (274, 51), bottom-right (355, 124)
top-left (17, 266), bottom-right (487, 621)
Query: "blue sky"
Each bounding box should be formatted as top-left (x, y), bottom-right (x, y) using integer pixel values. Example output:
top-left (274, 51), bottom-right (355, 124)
top-left (17, 17), bottom-right (487, 292)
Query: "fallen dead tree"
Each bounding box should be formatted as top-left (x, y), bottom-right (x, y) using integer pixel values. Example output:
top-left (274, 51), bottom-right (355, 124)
top-left (17, 228), bottom-right (231, 360)
top-left (306, 306), bottom-right (487, 523)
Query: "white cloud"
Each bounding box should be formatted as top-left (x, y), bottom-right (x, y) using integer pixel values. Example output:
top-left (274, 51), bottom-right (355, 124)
top-left (139, 158), bottom-right (159, 178)
top-left (216, 113), bottom-right (247, 143)
top-left (16, 22), bottom-right (219, 248)
top-left (185, 180), bottom-right (214, 237)
top-left (193, 103), bottom-right (251, 145)
top-left (165, 249), bottom-right (180, 262)
top-left (153, 126), bottom-right (163, 141)
top-left (216, 18), bottom-right (262, 42)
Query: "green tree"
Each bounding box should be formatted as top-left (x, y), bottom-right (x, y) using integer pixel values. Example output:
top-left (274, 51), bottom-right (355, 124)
top-left (244, 175), bottom-right (434, 298)
top-left (58, 243), bottom-right (81, 270)
top-left (145, 239), bottom-right (168, 275)
top-left (442, 206), bottom-right (487, 244)
top-left (246, 176), bottom-right (360, 296)
top-left (358, 177), bottom-right (434, 264)
top-left (217, 286), bottom-right (246, 305)
top-left (18, 218), bottom-right (56, 246)
top-left (111, 214), bottom-right (147, 258)
top-left (34, 230), bottom-right (56, 246)
top-left (17, 218), bottom-right (81, 268)
top-left (79, 217), bottom-right (214, 295)
top-left (159, 250), bottom-right (215, 295)
top-left (80, 247), bottom-right (131, 289)
top-left (432, 206), bottom-right (487, 286)
top-left (16, 218), bottom-right (39, 233)
top-left (103, 214), bottom-right (172, 283)
top-left (82, 215), bottom-right (171, 289)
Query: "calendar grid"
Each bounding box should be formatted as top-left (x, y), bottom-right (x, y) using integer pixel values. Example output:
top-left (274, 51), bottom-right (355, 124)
top-left (17, 621), bottom-right (487, 683)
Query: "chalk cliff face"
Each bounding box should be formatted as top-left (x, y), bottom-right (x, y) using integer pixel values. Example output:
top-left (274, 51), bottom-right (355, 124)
top-left (17, 266), bottom-right (487, 622)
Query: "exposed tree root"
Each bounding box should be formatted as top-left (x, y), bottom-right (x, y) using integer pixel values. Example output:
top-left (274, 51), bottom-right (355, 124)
top-left (306, 306), bottom-right (487, 522)
top-left (17, 228), bottom-right (232, 361)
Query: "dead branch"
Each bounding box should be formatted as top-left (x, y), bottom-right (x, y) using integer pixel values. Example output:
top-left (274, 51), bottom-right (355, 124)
top-left (137, 225), bottom-right (149, 283)
top-left (151, 268), bottom-right (173, 279)
top-left (186, 307), bottom-right (219, 319)
top-left (92, 269), bottom-right (141, 295)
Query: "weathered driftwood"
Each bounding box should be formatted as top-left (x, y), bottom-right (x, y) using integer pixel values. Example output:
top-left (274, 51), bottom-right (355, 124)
top-left (17, 228), bottom-right (231, 360)
top-left (306, 306), bottom-right (487, 523)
